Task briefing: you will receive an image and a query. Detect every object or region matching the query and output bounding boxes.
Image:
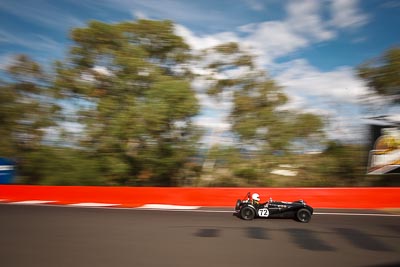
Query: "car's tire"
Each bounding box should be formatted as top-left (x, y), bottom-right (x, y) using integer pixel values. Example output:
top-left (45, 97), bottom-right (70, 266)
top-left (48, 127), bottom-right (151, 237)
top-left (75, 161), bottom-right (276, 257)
top-left (235, 199), bottom-right (242, 210)
top-left (296, 208), bottom-right (312, 223)
top-left (240, 206), bottom-right (256, 220)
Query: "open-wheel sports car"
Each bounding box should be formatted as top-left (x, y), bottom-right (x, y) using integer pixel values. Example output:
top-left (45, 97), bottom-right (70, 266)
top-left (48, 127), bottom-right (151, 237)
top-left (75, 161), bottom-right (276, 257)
top-left (235, 192), bottom-right (314, 223)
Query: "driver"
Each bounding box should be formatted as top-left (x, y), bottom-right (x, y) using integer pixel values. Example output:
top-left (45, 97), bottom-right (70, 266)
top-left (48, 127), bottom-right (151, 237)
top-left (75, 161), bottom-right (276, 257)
top-left (252, 193), bottom-right (270, 207)
top-left (251, 193), bottom-right (261, 206)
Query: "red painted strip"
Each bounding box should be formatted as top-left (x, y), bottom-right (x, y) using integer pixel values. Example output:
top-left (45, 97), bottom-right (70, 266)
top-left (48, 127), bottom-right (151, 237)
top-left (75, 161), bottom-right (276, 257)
top-left (0, 185), bottom-right (399, 209)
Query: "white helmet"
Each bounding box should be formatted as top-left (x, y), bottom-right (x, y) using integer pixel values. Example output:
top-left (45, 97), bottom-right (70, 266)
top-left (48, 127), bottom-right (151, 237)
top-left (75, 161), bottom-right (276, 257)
top-left (252, 193), bottom-right (260, 201)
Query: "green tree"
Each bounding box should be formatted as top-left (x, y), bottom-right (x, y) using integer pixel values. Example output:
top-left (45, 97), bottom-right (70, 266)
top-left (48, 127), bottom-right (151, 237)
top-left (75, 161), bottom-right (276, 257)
top-left (193, 43), bottom-right (325, 187)
top-left (358, 46), bottom-right (400, 104)
top-left (201, 42), bottom-right (325, 153)
top-left (0, 55), bottom-right (61, 183)
top-left (1, 55), bottom-right (50, 154)
top-left (316, 141), bottom-right (368, 185)
top-left (53, 20), bottom-right (200, 186)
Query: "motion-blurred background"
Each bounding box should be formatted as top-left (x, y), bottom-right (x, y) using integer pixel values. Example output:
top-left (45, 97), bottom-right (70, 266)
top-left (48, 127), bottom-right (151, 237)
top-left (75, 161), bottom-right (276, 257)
top-left (1, 0), bottom-right (399, 187)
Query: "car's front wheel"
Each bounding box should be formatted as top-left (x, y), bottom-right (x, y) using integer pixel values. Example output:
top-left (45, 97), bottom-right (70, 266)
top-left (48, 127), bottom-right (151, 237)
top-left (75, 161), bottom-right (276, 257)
top-left (296, 208), bottom-right (312, 223)
top-left (240, 206), bottom-right (256, 220)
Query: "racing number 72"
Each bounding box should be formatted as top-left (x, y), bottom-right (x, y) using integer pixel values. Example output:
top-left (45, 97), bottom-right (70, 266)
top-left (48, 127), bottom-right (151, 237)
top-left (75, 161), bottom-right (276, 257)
top-left (258, 208), bottom-right (269, 217)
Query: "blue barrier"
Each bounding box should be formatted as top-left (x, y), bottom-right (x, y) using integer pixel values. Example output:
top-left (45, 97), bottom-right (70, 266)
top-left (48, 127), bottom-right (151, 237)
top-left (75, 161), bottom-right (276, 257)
top-left (0, 158), bottom-right (15, 184)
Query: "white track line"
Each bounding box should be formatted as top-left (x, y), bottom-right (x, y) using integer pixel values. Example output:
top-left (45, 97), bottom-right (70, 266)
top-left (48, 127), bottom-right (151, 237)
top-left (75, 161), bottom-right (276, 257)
top-left (9, 200), bottom-right (57, 205)
top-left (314, 212), bottom-right (400, 217)
top-left (68, 202), bottom-right (120, 207)
top-left (133, 208), bottom-right (233, 212)
top-left (137, 204), bottom-right (201, 210)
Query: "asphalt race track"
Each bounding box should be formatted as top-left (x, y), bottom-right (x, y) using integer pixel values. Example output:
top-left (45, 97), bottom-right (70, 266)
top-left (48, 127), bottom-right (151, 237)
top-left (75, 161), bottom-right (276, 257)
top-left (1, 204), bottom-right (399, 267)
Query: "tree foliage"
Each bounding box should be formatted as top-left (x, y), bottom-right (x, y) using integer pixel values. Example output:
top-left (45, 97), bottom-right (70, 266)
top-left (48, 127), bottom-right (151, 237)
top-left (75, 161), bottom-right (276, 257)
top-left (0, 55), bottom-right (64, 184)
top-left (53, 20), bottom-right (200, 185)
top-left (1, 56), bottom-right (55, 150)
top-left (200, 42), bottom-right (325, 153)
top-left (314, 141), bottom-right (368, 185)
top-left (358, 46), bottom-right (400, 104)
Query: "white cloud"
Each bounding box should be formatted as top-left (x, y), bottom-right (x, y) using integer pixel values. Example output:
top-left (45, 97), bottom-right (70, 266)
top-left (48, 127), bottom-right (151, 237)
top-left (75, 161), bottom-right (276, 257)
top-left (132, 10), bottom-right (148, 20)
top-left (275, 59), bottom-right (368, 103)
top-left (244, 0), bottom-right (265, 11)
top-left (277, 94), bottom-right (308, 111)
top-left (175, 24), bottom-right (238, 50)
top-left (329, 0), bottom-right (369, 29)
top-left (277, 94), bottom-right (336, 118)
top-left (178, 12), bottom-right (321, 67)
top-left (175, 0), bottom-right (368, 68)
top-left (241, 21), bottom-right (309, 65)
top-left (195, 93), bottom-right (232, 111)
top-left (93, 66), bottom-right (112, 76)
top-left (272, 58), bottom-right (375, 142)
top-left (286, 0), bottom-right (336, 41)
top-left (176, 0), bottom-right (336, 66)
top-left (191, 77), bottom-right (214, 91)
top-left (194, 116), bottom-right (231, 131)
top-left (0, 53), bottom-right (14, 71)
top-left (234, 1), bottom-right (336, 66)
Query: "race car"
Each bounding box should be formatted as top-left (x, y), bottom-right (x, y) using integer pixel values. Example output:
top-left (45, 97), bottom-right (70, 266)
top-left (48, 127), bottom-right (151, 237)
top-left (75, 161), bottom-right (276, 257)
top-left (234, 192), bottom-right (314, 223)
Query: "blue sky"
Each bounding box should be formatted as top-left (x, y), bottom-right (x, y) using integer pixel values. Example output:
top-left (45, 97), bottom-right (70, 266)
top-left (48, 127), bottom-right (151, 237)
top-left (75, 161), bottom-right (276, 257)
top-left (1, 0), bottom-right (400, 143)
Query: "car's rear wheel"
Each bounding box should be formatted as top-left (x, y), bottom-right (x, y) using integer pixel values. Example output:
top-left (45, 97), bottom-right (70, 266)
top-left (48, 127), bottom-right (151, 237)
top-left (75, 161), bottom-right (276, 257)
top-left (235, 199), bottom-right (242, 210)
top-left (296, 208), bottom-right (311, 223)
top-left (240, 206), bottom-right (255, 220)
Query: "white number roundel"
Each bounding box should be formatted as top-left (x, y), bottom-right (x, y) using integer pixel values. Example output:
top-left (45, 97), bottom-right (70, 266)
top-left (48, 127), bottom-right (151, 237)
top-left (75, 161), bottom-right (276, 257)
top-left (257, 208), bottom-right (269, 217)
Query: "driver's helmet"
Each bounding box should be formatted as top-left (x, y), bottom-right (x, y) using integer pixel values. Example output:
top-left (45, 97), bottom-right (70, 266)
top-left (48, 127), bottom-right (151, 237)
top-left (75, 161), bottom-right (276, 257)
top-left (252, 193), bottom-right (260, 202)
